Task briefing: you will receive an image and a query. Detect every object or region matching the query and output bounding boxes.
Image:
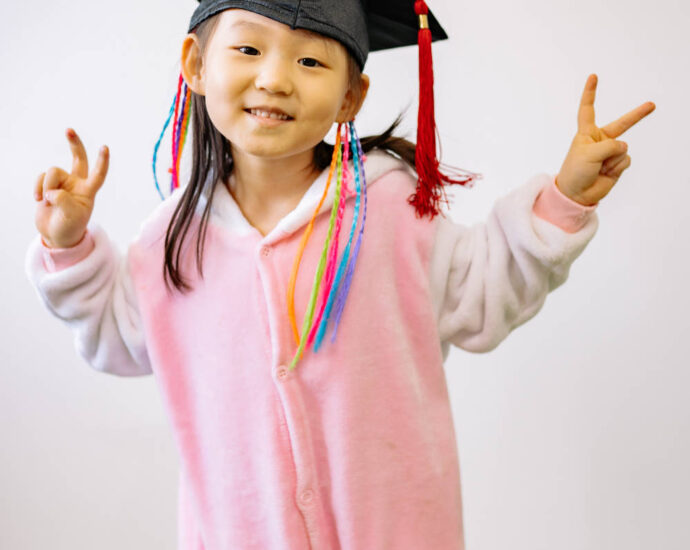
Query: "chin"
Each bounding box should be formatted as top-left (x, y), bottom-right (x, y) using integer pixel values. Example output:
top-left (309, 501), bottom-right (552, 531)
top-left (230, 137), bottom-right (320, 161)
top-left (234, 142), bottom-right (290, 157)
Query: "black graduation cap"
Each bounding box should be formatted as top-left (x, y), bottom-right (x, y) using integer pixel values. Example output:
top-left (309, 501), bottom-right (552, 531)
top-left (188, 0), bottom-right (449, 70)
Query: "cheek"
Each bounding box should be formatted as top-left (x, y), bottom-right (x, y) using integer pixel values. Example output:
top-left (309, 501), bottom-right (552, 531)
top-left (204, 72), bottom-right (245, 129)
top-left (204, 95), bottom-right (231, 137)
top-left (301, 84), bottom-right (347, 130)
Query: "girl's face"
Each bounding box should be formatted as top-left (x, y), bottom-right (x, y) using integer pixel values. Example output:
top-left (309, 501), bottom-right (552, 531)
top-left (182, 9), bottom-right (367, 160)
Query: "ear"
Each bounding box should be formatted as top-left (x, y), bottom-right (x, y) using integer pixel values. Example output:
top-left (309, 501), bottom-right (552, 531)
top-left (336, 73), bottom-right (370, 123)
top-left (181, 33), bottom-right (206, 96)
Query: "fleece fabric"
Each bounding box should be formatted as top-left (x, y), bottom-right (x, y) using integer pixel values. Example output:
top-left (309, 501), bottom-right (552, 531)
top-left (26, 148), bottom-right (598, 550)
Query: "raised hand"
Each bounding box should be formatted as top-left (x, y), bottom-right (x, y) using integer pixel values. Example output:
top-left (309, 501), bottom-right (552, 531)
top-left (555, 74), bottom-right (655, 206)
top-left (34, 129), bottom-right (109, 248)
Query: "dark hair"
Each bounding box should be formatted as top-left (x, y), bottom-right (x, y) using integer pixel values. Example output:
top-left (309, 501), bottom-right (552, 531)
top-left (163, 14), bottom-right (417, 294)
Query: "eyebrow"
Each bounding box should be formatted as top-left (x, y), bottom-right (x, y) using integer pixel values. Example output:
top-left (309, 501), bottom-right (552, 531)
top-left (227, 19), bottom-right (334, 52)
top-left (228, 20), bottom-right (267, 32)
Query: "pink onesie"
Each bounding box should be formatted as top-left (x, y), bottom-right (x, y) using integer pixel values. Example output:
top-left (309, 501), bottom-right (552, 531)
top-left (26, 148), bottom-right (597, 550)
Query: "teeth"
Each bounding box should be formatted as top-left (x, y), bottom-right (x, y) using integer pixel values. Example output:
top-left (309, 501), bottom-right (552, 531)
top-left (250, 109), bottom-right (290, 121)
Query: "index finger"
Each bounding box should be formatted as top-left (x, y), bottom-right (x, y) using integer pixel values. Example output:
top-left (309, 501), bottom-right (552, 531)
top-left (66, 128), bottom-right (89, 179)
top-left (601, 102), bottom-right (656, 139)
top-left (85, 145), bottom-right (110, 196)
top-left (577, 74), bottom-right (598, 135)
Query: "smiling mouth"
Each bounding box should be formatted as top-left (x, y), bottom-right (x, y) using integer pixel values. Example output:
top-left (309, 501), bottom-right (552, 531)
top-left (244, 108), bottom-right (294, 121)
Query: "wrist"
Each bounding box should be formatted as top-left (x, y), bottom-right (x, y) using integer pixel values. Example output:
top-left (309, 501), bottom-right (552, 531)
top-left (41, 231), bottom-right (87, 250)
top-left (554, 175), bottom-right (598, 207)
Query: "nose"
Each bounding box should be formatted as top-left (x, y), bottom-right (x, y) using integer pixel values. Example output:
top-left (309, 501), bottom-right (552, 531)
top-left (254, 53), bottom-right (294, 96)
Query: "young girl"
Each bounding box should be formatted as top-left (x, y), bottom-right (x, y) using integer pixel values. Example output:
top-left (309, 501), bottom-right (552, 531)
top-left (26, 1), bottom-right (655, 548)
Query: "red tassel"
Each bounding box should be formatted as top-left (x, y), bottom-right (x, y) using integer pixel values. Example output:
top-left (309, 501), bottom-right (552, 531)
top-left (412, 0), bottom-right (482, 220)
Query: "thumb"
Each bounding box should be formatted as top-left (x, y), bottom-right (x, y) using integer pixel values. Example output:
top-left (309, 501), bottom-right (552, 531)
top-left (589, 139), bottom-right (628, 163)
top-left (44, 188), bottom-right (71, 208)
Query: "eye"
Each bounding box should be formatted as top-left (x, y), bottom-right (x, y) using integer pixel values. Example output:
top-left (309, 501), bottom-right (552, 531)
top-left (237, 46), bottom-right (260, 56)
top-left (298, 57), bottom-right (323, 68)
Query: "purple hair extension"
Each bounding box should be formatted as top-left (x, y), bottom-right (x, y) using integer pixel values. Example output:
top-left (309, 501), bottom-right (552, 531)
top-left (330, 121), bottom-right (368, 342)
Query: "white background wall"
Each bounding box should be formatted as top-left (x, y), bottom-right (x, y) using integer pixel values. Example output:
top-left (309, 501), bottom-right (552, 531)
top-left (2, 0), bottom-right (687, 548)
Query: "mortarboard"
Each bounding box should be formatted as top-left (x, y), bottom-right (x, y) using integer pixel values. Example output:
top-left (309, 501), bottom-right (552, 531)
top-left (153, 1), bottom-right (483, 368)
top-left (188, 0), bottom-right (449, 71)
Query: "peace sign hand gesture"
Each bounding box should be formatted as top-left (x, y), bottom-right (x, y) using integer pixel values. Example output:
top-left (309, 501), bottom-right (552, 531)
top-left (34, 129), bottom-right (109, 249)
top-left (555, 74), bottom-right (656, 206)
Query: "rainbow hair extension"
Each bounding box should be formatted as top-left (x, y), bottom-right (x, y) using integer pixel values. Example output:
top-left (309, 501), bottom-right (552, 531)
top-left (315, 121), bottom-right (368, 348)
top-left (309, 122), bottom-right (358, 350)
top-left (287, 121), bottom-right (367, 369)
top-left (153, 72), bottom-right (192, 200)
top-left (287, 127), bottom-right (342, 346)
top-left (288, 128), bottom-right (344, 369)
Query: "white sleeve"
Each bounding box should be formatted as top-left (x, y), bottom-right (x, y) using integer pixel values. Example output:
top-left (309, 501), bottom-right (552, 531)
top-left (430, 173), bottom-right (599, 356)
top-left (25, 223), bottom-right (153, 376)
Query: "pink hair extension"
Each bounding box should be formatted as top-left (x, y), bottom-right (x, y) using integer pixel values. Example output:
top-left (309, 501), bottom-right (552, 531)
top-left (175, 83), bottom-right (193, 189)
top-left (169, 73), bottom-right (184, 192)
top-left (171, 79), bottom-right (190, 190)
top-left (306, 124), bottom-right (351, 346)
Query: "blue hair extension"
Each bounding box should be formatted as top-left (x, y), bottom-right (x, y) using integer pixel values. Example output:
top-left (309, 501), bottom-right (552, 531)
top-left (152, 90), bottom-right (179, 202)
